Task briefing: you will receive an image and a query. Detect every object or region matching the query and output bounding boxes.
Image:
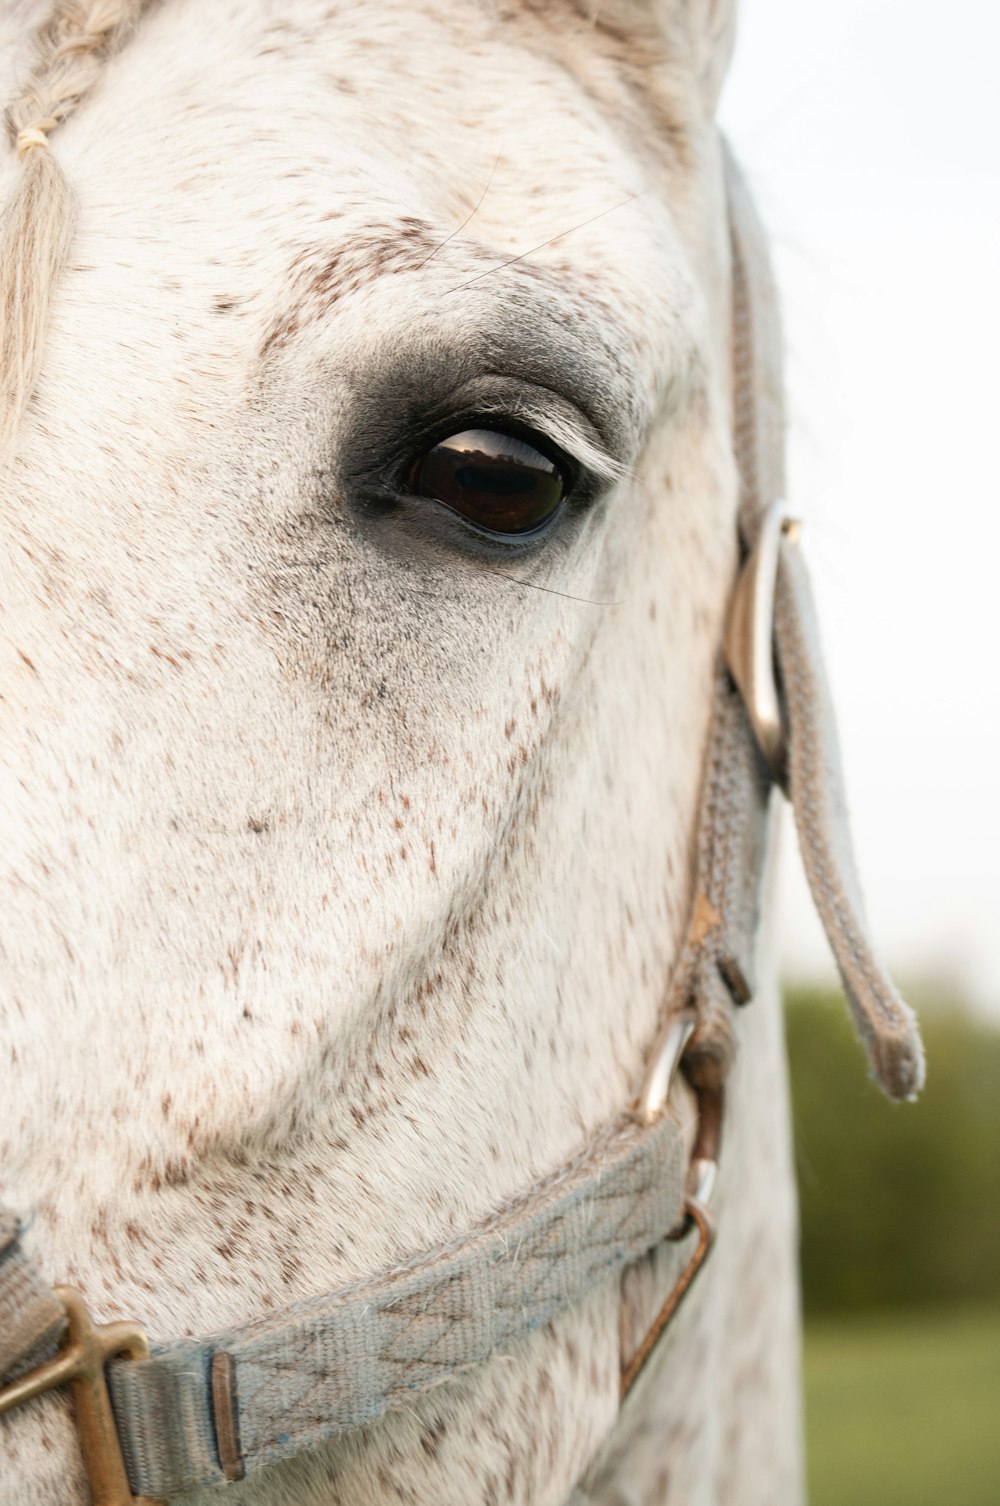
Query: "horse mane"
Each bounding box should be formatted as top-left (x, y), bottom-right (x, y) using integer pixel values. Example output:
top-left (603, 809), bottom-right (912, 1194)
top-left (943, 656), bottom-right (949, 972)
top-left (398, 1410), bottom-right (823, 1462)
top-left (0, 1), bottom-right (144, 465)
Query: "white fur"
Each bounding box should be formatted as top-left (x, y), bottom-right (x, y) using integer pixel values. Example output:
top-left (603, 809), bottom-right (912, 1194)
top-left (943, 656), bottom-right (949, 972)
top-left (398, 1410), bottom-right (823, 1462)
top-left (0, 2), bottom-right (802, 1502)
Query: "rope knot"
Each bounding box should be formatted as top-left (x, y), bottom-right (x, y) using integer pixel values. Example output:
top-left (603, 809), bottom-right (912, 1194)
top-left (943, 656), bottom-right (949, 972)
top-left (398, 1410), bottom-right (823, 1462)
top-left (15, 126), bottom-right (52, 158)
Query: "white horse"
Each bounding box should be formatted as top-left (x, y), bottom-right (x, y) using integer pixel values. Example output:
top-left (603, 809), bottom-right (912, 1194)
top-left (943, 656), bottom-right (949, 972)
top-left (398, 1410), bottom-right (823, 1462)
top-left (0, 4), bottom-right (922, 1505)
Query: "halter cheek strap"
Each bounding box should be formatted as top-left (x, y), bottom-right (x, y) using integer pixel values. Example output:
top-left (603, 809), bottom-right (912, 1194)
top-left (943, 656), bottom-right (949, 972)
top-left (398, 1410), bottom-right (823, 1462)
top-left (0, 145), bottom-right (923, 1503)
top-left (666, 144), bottom-right (924, 1106)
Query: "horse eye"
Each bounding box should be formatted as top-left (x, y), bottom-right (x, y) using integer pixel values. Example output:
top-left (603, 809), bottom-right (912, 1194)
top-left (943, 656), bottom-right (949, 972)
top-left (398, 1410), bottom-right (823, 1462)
top-left (407, 427), bottom-right (568, 535)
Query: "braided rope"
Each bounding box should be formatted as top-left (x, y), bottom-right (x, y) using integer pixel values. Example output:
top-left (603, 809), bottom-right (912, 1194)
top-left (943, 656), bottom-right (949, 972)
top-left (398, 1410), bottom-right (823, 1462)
top-left (0, 1), bottom-right (146, 465)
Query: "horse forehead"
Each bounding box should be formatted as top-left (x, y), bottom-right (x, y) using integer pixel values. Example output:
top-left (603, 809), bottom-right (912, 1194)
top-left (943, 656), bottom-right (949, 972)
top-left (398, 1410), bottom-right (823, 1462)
top-left (0, 1), bottom-right (698, 503)
top-left (53, 0), bottom-right (657, 238)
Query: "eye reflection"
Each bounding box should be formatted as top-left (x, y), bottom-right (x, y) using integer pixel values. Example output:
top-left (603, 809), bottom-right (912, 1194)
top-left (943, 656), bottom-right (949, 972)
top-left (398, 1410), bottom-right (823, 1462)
top-left (408, 428), bottom-right (568, 535)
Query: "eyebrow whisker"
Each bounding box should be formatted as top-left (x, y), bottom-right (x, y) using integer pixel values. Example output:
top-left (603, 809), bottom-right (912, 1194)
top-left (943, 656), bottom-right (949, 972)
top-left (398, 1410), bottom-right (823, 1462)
top-left (415, 149), bottom-right (505, 272)
top-left (440, 190), bottom-right (647, 297)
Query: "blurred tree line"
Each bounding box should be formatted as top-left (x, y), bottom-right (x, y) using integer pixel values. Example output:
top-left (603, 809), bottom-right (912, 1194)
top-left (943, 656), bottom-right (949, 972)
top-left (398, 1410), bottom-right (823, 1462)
top-left (785, 985), bottom-right (1000, 1316)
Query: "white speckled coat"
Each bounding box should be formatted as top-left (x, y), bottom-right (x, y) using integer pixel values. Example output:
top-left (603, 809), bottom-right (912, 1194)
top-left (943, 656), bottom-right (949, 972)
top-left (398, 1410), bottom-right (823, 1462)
top-left (0, 1), bottom-right (803, 1501)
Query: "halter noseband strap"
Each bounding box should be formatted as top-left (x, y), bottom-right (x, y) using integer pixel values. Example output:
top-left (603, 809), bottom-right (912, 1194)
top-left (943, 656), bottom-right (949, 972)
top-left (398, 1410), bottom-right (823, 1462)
top-left (0, 146), bottom-right (924, 1504)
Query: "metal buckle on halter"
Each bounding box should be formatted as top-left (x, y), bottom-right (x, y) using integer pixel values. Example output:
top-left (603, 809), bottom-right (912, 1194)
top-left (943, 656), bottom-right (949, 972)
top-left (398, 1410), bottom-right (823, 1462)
top-left (621, 1010), bottom-right (719, 1397)
top-left (724, 499), bottom-right (802, 783)
top-left (0, 1287), bottom-right (160, 1506)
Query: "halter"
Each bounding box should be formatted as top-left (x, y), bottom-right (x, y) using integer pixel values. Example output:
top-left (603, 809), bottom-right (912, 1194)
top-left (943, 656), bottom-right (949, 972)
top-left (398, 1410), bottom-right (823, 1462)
top-left (0, 147), bottom-right (924, 1505)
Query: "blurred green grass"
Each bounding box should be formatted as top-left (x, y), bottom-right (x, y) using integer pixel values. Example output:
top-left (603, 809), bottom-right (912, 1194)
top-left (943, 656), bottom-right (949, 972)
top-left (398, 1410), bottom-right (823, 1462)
top-left (788, 985), bottom-right (1000, 1503)
top-left (785, 989), bottom-right (1000, 1315)
top-left (804, 1304), bottom-right (1000, 1506)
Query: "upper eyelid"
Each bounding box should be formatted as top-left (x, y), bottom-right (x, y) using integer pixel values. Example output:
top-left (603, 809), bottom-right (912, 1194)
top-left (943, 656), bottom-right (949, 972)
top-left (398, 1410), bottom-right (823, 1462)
top-left (400, 376), bottom-right (629, 492)
top-left (466, 393), bottom-right (628, 489)
top-left (334, 343), bottom-right (637, 511)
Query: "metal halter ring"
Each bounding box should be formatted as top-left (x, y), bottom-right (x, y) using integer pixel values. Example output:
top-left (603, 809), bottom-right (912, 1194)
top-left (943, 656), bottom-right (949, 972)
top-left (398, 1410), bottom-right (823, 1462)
top-left (725, 499), bottom-right (802, 782)
top-left (622, 1010), bottom-right (719, 1398)
top-left (632, 1008), bottom-right (697, 1127)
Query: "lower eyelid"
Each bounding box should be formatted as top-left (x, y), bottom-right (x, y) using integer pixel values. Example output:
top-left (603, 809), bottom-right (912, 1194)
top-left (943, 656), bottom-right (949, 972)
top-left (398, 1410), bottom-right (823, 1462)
top-left (351, 483), bottom-right (567, 553)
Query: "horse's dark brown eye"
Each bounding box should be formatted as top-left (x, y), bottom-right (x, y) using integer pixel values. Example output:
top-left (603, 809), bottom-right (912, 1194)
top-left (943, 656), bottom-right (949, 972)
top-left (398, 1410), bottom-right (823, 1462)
top-left (408, 428), bottom-right (567, 535)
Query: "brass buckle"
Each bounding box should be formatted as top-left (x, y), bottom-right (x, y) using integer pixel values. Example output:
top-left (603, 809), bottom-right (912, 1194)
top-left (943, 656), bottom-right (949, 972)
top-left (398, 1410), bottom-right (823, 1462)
top-left (0, 1286), bottom-right (161, 1505)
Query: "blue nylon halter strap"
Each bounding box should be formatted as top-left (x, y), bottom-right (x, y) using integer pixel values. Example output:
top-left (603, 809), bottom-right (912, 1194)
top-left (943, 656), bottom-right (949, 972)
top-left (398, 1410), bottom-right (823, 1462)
top-left (0, 146), bottom-right (924, 1502)
top-left (107, 1110), bottom-right (689, 1496)
top-left (0, 1110), bottom-right (693, 1498)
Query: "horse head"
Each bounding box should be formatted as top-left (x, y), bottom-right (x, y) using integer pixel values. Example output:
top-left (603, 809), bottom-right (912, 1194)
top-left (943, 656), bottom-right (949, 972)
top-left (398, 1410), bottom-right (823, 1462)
top-left (0, 5), bottom-right (920, 1503)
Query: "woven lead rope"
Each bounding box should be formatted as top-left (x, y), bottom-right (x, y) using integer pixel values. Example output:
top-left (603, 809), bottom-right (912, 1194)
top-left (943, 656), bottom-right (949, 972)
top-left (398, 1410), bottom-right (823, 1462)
top-left (774, 542), bottom-right (924, 1098)
top-left (677, 142), bottom-right (924, 1102)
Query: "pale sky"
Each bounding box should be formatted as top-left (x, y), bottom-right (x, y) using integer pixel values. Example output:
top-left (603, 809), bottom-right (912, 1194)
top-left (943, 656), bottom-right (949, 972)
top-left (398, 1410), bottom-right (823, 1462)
top-left (719, 1), bottom-right (1000, 1009)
